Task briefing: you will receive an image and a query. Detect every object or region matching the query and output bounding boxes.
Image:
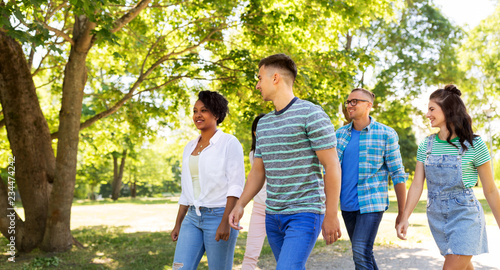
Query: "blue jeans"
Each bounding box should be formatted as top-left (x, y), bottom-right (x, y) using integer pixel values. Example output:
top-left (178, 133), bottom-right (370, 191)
top-left (173, 206), bottom-right (238, 270)
top-left (265, 212), bottom-right (324, 270)
top-left (342, 210), bottom-right (384, 270)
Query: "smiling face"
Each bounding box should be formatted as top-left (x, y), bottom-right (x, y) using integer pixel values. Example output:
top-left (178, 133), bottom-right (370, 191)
top-left (192, 100), bottom-right (218, 131)
top-left (256, 65), bottom-right (276, 101)
top-left (426, 99), bottom-right (446, 129)
top-left (346, 90), bottom-right (372, 120)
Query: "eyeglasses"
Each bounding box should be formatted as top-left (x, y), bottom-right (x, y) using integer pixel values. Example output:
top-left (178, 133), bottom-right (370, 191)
top-left (344, 99), bottom-right (370, 106)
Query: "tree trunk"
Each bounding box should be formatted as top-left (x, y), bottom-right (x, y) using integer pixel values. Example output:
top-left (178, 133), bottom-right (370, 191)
top-left (129, 174), bottom-right (137, 199)
top-left (40, 15), bottom-right (96, 252)
top-left (130, 179), bottom-right (137, 199)
top-left (111, 150), bottom-right (127, 201)
top-left (0, 31), bottom-right (55, 253)
top-left (1, 1), bottom-right (150, 253)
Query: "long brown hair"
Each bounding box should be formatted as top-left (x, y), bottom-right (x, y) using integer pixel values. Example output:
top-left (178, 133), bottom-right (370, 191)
top-left (429, 84), bottom-right (476, 150)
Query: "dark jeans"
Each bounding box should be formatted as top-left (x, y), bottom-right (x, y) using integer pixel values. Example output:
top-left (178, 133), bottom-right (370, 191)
top-left (342, 210), bottom-right (384, 270)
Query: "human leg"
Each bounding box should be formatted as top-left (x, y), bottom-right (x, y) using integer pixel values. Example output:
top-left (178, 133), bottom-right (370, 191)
top-left (203, 207), bottom-right (239, 270)
top-left (443, 254), bottom-right (474, 270)
top-left (172, 210), bottom-right (205, 270)
top-left (242, 202), bottom-right (267, 270)
top-left (342, 211), bottom-right (384, 270)
top-left (341, 211), bottom-right (358, 241)
top-left (273, 213), bottom-right (324, 270)
top-left (265, 213), bottom-right (285, 262)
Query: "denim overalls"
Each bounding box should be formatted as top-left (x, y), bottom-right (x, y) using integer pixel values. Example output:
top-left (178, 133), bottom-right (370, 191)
top-left (425, 134), bottom-right (488, 256)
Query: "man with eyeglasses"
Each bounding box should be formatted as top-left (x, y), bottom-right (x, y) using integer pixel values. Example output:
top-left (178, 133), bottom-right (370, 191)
top-left (336, 88), bottom-right (408, 270)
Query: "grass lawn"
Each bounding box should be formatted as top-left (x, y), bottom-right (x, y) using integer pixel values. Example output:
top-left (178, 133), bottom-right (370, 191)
top-left (1, 226), bottom-right (267, 270)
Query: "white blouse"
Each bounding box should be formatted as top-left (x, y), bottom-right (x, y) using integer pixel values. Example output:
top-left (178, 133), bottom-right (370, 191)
top-left (179, 129), bottom-right (245, 216)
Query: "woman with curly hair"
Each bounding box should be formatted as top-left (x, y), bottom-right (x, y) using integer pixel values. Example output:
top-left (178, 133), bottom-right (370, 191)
top-left (171, 90), bottom-right (245, 270)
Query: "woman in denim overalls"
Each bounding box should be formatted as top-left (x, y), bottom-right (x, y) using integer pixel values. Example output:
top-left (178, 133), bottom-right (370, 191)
top-left (396, 85), bottom-right (500, 269)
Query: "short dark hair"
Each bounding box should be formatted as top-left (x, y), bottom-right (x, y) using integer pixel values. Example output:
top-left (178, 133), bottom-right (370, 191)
top-left (351, 88), bottom-right (375, 103)
top-left (198, 90), bottom-right (229, 125)
top-left (429, 84), bottom-right (476, 150)
top-left (258, 54), bottom-right (297, 82)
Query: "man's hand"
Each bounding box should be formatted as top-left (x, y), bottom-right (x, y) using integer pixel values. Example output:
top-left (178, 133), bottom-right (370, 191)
top-left (228, 204), bottom-right (244, 230)
top-left (322, 214), bottom-right (342, 245)
top-left (395, 213), bottom-right (403, 228)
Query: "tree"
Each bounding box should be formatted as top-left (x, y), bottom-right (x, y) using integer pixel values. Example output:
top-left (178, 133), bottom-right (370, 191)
top-left (0, 0), bottom-right (240, 252)
top-left (209, 0), bottom-right (461, 173)
top-left (458, 4), bottom-right (499, 148)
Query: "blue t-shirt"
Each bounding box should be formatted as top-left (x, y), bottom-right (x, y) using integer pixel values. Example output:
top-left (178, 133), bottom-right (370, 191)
top-left (340, 129), bottom-right (360, 211)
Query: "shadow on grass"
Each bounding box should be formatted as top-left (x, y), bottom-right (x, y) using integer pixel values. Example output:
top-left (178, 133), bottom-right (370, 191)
top-left (0, 226), bottom-right (253, 270)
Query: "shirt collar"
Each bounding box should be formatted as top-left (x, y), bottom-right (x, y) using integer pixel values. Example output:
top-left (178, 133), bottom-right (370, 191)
top-left (192, 129), bottom-right (223, 148)
top-left (210, 129), bottom-right (223, 144)
top-left (347, 116), bottom-right (375, 132)
top-left (275, 96), bottom-right (298, 115)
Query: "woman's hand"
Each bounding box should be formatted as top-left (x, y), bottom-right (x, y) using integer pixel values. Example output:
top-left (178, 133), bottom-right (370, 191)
top-left (396, 219), bottom-right (409, 240)
top-left (215, 220), bottom-right (231, 241)
top-left (171, 225), bottom-right (181, 242)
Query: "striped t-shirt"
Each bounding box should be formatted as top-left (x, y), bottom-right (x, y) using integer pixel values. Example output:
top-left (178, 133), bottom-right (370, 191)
top-left (254, 97), bottom-right (337, 214)
top-left (417, 135), bottom-right (491, 187)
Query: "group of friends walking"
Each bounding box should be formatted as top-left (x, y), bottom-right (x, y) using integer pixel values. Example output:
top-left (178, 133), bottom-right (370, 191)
top-left (170, 54), bottom-right (500, 270)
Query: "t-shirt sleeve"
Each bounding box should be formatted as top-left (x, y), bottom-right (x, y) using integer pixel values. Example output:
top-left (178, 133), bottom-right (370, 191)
top-left (416, 138), bottom-right (428, 163)
top-left (472, 136), bottom-right (491, 167)
top-left (305, 106), bottom-right (337, 151)
top-left (255, 129), bottom-right (262, 158)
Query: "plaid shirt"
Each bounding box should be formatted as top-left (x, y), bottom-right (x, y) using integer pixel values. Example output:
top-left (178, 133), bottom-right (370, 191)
top-left (336, 117), bottom-right (407, 214)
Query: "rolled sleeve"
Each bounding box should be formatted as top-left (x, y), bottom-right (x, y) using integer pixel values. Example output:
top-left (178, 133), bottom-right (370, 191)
top-left (225, 137), bottom-right (245, 198)
top-left (384, 130), bottom-right (408, 185)
top-left (178, 193), bottom-right (189, 206)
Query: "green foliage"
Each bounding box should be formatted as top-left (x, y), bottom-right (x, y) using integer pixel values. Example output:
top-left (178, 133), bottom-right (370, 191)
top-left (0, 0), bottom-right (469, 200)
top-left (458, 5), bottom-right (499, 151)
top-left (22, 256), bottom-right (60, 270)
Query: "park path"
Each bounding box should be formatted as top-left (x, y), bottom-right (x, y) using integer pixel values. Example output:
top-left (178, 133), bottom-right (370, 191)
top-left (70, 199), bottom-right (500, 269)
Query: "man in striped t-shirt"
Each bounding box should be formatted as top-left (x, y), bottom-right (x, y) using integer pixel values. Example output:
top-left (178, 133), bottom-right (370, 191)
top-left (229, 54), bottom-right (342, 269)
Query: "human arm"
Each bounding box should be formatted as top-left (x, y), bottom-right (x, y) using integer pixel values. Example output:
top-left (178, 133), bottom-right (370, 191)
top-left (171, 204), bottom-right (189, 241)
top-left (384, 130), bottom-right (408, 189)
top-left (216, 196), bottom-right (239, 241)
top-left (477, 161), bottom-right (500, 229)
top-left (228, 157), bottom-right (266, 230)
top-left (317, 148), bottom-right (342, 245)
top-left (384, 129), bottom-right (408, 227)
top-left (394, 182), bottom-right (407, 227)
top-left (396, 161), bottom-right (425, 240)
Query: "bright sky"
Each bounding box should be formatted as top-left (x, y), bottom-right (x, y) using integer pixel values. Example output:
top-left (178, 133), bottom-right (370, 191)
top-left (433, 0), bottom-right (497, 29)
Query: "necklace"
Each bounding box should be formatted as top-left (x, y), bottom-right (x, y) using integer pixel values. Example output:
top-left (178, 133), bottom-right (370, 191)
top-left (197, 143), bottom-right (203, 155)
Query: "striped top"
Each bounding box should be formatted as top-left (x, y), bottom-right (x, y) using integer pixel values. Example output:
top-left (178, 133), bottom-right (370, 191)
top-left (417, 135), bottom-right (491, 187)
top-left (255, 97), bottom-right (337, 214)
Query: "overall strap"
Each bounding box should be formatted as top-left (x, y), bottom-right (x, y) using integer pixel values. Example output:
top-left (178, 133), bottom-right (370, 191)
top-left (458, 139), bottom-right (472, 156)
top-left (426, 134), bottom-right (436, 156)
